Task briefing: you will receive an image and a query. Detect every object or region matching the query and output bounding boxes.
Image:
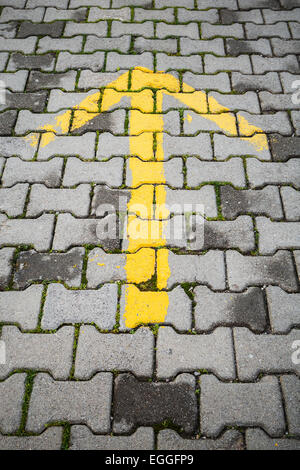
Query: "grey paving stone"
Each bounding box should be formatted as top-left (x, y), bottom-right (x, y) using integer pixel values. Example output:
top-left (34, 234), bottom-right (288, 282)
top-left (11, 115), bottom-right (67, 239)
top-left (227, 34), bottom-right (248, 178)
top-left (220, 186), bottom-right (283, 219)
top-left (112, 0), bottom-right (151, 5)
top-left (28, 0), bottom-right (68, 6)
top-left (202, 23), bottom-right (244, 39)
top-left (158, 429), bottom-right (244, 450)
top-left (0, 184), bottom-right (28, 216)
top-left (111, 20), bottom-right (154, 38)
top-left (234, 327), bottom-right (300, 380)
top-left (220, 8), bottom-right (263, 24)
top-left (290, 21), bottom-right (300, 39)
top-left (27, 184), bottom-right (90, 218)
top-left (56, 52), bottom-right (105, 72)
top-left (72, 109), bottom-right (126, 135)
top-left (2, 158), bottom-right (63, 187)
top-left (134, 38), bottom-right (177, 54)
top-left (238, 111), bottom-right (292, 136)
top-left (0, 247), bottom-right (14, 289)
top-left (64, 22), bottom-right (107, 37)
top-left (159, 185), bottom-right (217, 217)
top-left (259, 92), bottom-right (300, 112)
top-left (269, 134), bottom-right (300, 161)
top-left (161, 134), bottom-right (213, 159)
top-left (0, 37), bottom-right (37, 53)
top-left (156, 0), bottom-right (194, 6)
top-left (0, 23), bottom-right (17, 39)
top-left (0, 214), bottom-right (55, 251)
top-left (295, 251), bottom-right (300, 283)
top-left (156, 54), bottom-right (203, 73)
top-left (0, 53), bottom-right (8, 72)
top-left (14, 248), bottom-right (85, 289)
top-left (0, 0), bottom-right (26, 7)
top-left (281, 187), bottom-right (300, 221)
top-left (113, 373), bottom-right (197, 435)
top-left (204, 54), bottom-right (252, 73)
top-left (135, 7), bottom-right (174, 22)
top-left (257, 217), bottom-right (300, 254)
top-left (89, 7), bottom-right (131, 21)
top-left (0, 374), bottom-right (26, 434)
top-left (27, 71), bottom-right (77, 91)
top-left (44, 8), bottom-right (87, 22)
top-left (246, 22), bottom-right (290, 39)
top-left (226, 249), bottom-right (298, 292)
top-left (194, 286), bottom-right (267, 333)
top-left (180, 38), bottom-right (224, 55)
top-left (90, 185), bottom-right (130, 217)
top-left (203, 216), bottom-right (255, 252)
top-left (1, 90), bottom-right (47, 113)
top-left (0, 7), bottom-right (44, 22)
top-left (238, 0), bottom-right (281, 7)
top-left (0, 157), bottom-right (4, 177)
top-left (18, 21), bottom-right (65, 39)
top-left (280, 375), bottom-right (300, 436)
top-left (281, 0), bottom-right (300, 7)
top-left (209, 91), bottom-right (260, 113)
top-left (157, 326), bottom-right (235, 380)
top-left (63, 157), bottom-right (123, 187)
top-left (70, 426), bottom-right (154, 451)
top-left (280, 72), bottom-right (300, 94)
top-left (70, 0), bottom-right (109, 6)
top-left (37, 36), bottom-right (83, 54)
top-left (0, 286), bottom-right (42, 330)
top-left (184, 110), bottom-right (236, 135)
top-left (84, 36), bottom-right (131, 53)
top-left (42, 284), bottom-right (118, 331)
top-left (252, 55), bottom-right (299, 73)
top-left (226, 38), bottom-right (272, 56)
top-left (0, 427), bottom-right (63, 451)
top-left (183, 71), bottom-right (231, 92)
top-left (15, 110), bottom-right (70, 134)
top-left (200, 375), bottom-right (285, 437)
top-left (291, 110), bottom-right (300, 135)
top-left (232, 72), bottom-right (282, 93)
top-left (246, 428), bottom-right (300, 450)
top-left (187, 158), bottom-right (246, 187)
top-left (37, 133), bottom-right (96, 160)
top-left (0, 70), bottom-right (28, 90)
top-left (0, 110), bottom-right (17, 135)
top-left (26, 373), bottom-right (113, 434)
top-left (75, 326), bottom-right (154, 379)
top-left (157, 23), bottom-right (199, 39)
top-left (247, 159), bottom-right (300, 189)
top-left (197, 0), bottom-right (238, 6)
top-left (46, 89), bottom-right (106, 112)
top-left (106, 52), bottom-right (153, 72)
top-left (179, 8), bottom-right (219, 24)
top-left (214, 134), bottom-right (271, 160)
top-left (0, 326), bottom-right (74, 380)
top-left (266, 286), bottom-right (300, 333)
top-left (119, 285), bottom-right (192, 332)
top-left (271, 38), bottom-right (300, 56)
top-left (126, 158), bottom-right (183, 188)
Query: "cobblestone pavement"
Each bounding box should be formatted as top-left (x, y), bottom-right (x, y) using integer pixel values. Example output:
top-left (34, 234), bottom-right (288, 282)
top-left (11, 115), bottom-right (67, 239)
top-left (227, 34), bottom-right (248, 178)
top-left (0, 0), bottom-right (300, 451)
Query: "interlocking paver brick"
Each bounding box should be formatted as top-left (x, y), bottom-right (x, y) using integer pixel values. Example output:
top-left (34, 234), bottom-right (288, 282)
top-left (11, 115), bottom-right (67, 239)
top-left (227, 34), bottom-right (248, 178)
top-left (226, 38), bottom-right (272, 56)
top-left (7, 53), bottom-right (55, 72)
top-left (75, 326), bottom-right (154, 379)
top-left (246, 22), bottom-right (290, 39)
top-left (135, 38), bottom-right (177, 54)
top-left (263, 8), bottom-right (300, 23)
top-left (281, 187), bottom-right (300, 221)
top-left (44, 8), bottom-right (87, 22)
top-left (27, 0), bottom-right (68, 6)
top-left (252, 55), bottom-right (299, 73)
top-left (183, 71), bottom-right (231, 92)
top-left (246, 429), bottom-right (300, 451)
top-left (0, 248), bottom-right (14, 288)
top-left (0, 7), bottom-right (44, 22)
top-left (84, 36), bottom-right (131, 53)
top-left (209, 91), bottom-right (260, 113)
top-left (178, 8), bottom-right (219, 23)
top-left (266, 286), bottom-right (300, 333)
top-left (0, 53), bottom-right (8, 71)
top-left (63, 157), bottom-right (123, 187)
top-left (26, 373), bottom-right (113, 434)
top-left (2, 157), bottom-right (63, 187)
top-left (184, 111), bottom-right (237, 135)
top-left (202, 23), bottom-right (244, 39)
top-left (232, 72), bottom-right (282, 93)
top-left (0, 37), bottom-right (37, 53)
top-left (14, 248), bottom-right (85, 289)
top-left (247, 159), bottom-right (300, 188)
top-left (295, 250), bottom-right (300, 282)
top-left (0, 374), bottom-right (26, 434)
top-left (0, 286), bottom-right (42, 330)
top-left (238, 0), bottom-right (280, 7)
top-left (0, 0), bottom-right (26, 6)
top-left (157, 326), bottom-right (235, 380)
top-left (37, 133), bottom-right (96, 160)
top-left (291, 111), bottom-right (300, 135)
top-left (64, 22), bottom-right (106, 38)
top-left (126, 158), bottom-right (183, 188)
top-left (70, 426), bottom-right (154, 451)
top-left (156, 0), bottom-right (194, 7)
top-left (72, 109), bottom-right (126, 134)
top-left (194, 286), bottom-right (267, 332)
top-left (158, 429), bottom-right (244, 451)
top-left (0, 326), bottom-right (74, 380)
top-left (0, 428), bottom-right (63, 451)
top-left (197, 0), bottom-right (238, 7)
top-left (70, 0), bottom-right (109, 6)
top-left (1, 90), bottom-right (47, 112)
top-left (160, 134), bottom-right (213, 159)
top-left (37, 36), bottom-right (83, 54)
top-left (156, 54), bottom-right (203, 73)
top-left (0, 214), bottom-right (54, 251)
top-left (180, 38), bottom-right (225, 55)
top-left (220, 8), bottom-right (263, 24)
top-left (18, 21), bottom-right (65, 39)
top-left (200, 375), bottom-right (285, 437)
top-left (135, 7), bottom-right (174, 22)
top-left (158, 185), bottom-right (217, 217)
top-left (0, 70), bottom-right (28, 90)
top-left (271, 38), bottom-right (300, 56)
top-left (280, 72), bottom-right (300, 93)
top-left (280, 375), bottom-right (300, 436)
top-left (203, 216), bottom-right (255, 252)
top-left (89, 7), bottom-right (131, 22)
top-left (238, 111), bottom-right (292, 136)
top-left (111, 20), bottom-right (154, 38)
top-left (113, 373), bottom-right (197, 435)
top-left (214, 134), bottom-right (271, 160)
top-left (0, 184), bottom-right (28, 216)
top-left (56, 52), bottom-right (105, 72)
top-left (27, 71), bottom-right (77, 91)
top-left (106, 52), bottom-right (153, 71)
top-left (290, 22), bottom-right (300, 39)
top-left (205, 54), bottom-right (252, 73)
top-left (226, 250), bottom-right (298, 292)
top-left (157, 23), bottom-right (199, 39)
top-left (269, 134), bottom-right (300, 161)
top-left (256, 217), bottom-right (300, 254)
top-left (0, 110), bottom-right (17, 135)
top-left (259, 92), bottom-right (300, 112)
top-left (15, 110), bottom-right (71, 134)
top-left (187, 158), bottom-right (246, 187)
top-left (112, 0), bottom-right (150, 6)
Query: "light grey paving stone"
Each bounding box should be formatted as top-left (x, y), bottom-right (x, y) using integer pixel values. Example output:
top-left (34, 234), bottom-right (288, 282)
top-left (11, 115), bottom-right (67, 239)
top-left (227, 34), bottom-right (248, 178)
top-left (187, 158), bottom-right (246, 187)
top-left (203, 216), bottom-right (255, 252)
top-left (271, 38), bottom-right (300, 56)
top-left (72, 109), bottom-right (126, 135)
top-left (126, 158), bottom-right (183, 188)
top-left (280, 375), bottom-right (300, 436)
top-left (252, 55), bottom-right (299, 73)
top-left (226, 38), bottom-right (272, 56)
top-left (266, 286), bottom-right (300, 333)
top-left (281, 187), bottom-right (300, 221)
top-left (43, 8), bottom-right (87, 22)
top-left (0, 248), bottom-right (14, 288)
top-left (63, 157), bottom-right (123, 187)
top-left (156, 54), bottom-right (203, 73)
top-left (0, 90), bottom-right (47, 113)
top-left (160, 186), bottom-right (217, 217)
top-left (180, 38), bottom-right (225, 55)
top-left (134, 7), bottom-right (174, 22)
top-left (200, 375), bottom-right (285, 438)
top-left (183, 110), bottom-right (236, 136)
top-left (238, 111), bottom-right (292, 136)
top-left (295, 250), bottom-right (300, 283)
top-left (112, 0), bottom-right (151, 5)
top-left (246, 22), bottom-right (290, 39)
top-left (0, 427), bottom-right (63, 450)
top-left (14, 248), bottom-right (84, 289)
top-left (134, 38), bottom-right (177, 54)
top-left (282, 0), bottom-right (300, 8)
top-left (204, 54), bottom-right (252, 73)
top-left (26, 373), bottom-right (113, 434)
top-left (96, 133), bottom-right (130, 159)
top-left (183, 71), bottom-right (231, 92)
top-left (0, 0), bottom-right (26, 6)
top-left (246, 428), bottom-right (300, 450)
top-left (70, 426), bottom-right (154, 451)
top-left (232, 72), bottom-right (282, 93)
top-left (27, 0), bottom-right (68, 6)
top-left (259, 92), bottom-right (300, 112)
top-left (2, 158), bottom-right (63, 188)
top-left (247, 159), bottom-right (300, 189)
top-left (0, 53), bottom-right (8, 71)
top-left (162, 93), bottom-right (204, 113)
top-left (0, 157), bottom-right (4, 177)
top-left (47, 89), bottom-right (104, 112)
top-left (209, 91), bottom-right (260, 113)
top-left (220, 186), bottom-right (283, 219)
top-left (27, 184), bottom-right (90, 217)
top-left (0, 374), bottom-right (26, 434)
top-left (197, 0), bottom-right (238, 6)
top-left (0, 71), bottom-right (28, 91)
top-left (178, 8), bottom-right (219, 24)
top-left (0, 326), bottom-right (74, 380)
top-left (119, 285), bottom-right (192, 332)
top-left (226, 250), bottom-right (298, 292)
top-left (290, 21), bottom-right (300, 39)
top-left (263, 8), bottom-right (300, 23)
top-left (89, 7), bottom-right (131, 21)
top-left (64, 22), bottom-right (107, 38)
top-left (194, 286), bottom-right (267, 332)
top-left (214, 134), bottom-right (271, 160)
top-left (162, 134), bottom-right (213, 159)
top-left (56, 52), bottom-right (105, 72)
top-left (37, 37), bottom-right (83, 54)
top-left (0, 37), bottom-right (37, 53)
top-left (130, 111), bottom-right (180, 136)
top-left (0, 184), bottom-right (28, 216)
top-left (15, 110), bottom-right (70, 134)
top-left (0, 135), bottom-right (38, 160)
top-left (0, 214), bottom-right (54, 251)
top-left (202, 23), bottom-right (244, 39)
top-left (37, 134), bottom-right (96, 161)
top-left (0, 7), bottom-right (44, 22)
top-left (156, 0), bottom-right (194, 6)
top-left (158, 429), bottom-right (244, 451)
top-left (111, 20), bottom-right (154, 38)
top-left (84, 36), bottom-right (131, 53)
top-left (220, 8), bottom-right (263, 24)
top-left (27, 70), bottom-right (77, 92)
top-left (291, 111), bottom-right (300, 135)
top-left (234, 327), bottom-right (300, 381)
top-left (257, 217), bottom-right (300, 254)
top-left (0, 286), bottom-right (42, 330)
top-left (157, 326), bottom-right (235, 380)
top-left (157, 23), bottom-right (199, 39)
top-left (75, 326), bottom-right (154, 379)
top-left (42, 284), bottom-right (118, 331)
top-left (106, 52), bottom-right (153, 72)
top-left (70, 0), bottom-right (109, 6)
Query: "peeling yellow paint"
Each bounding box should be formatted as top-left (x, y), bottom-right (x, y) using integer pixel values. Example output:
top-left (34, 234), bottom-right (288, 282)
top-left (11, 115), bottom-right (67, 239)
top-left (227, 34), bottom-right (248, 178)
top-left (24, 133), bottom-right (39, 148)
top-left (125, 248), bottom-right (155, 283)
